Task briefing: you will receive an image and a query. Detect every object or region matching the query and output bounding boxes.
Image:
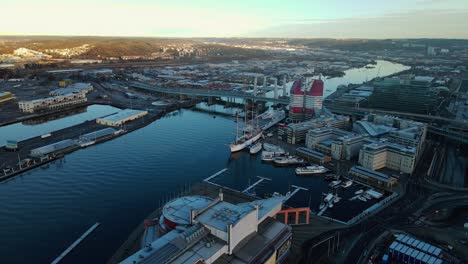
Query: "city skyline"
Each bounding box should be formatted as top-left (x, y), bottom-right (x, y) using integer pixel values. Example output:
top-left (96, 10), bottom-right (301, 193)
top-left (1, 0), bottom-right (468, 39)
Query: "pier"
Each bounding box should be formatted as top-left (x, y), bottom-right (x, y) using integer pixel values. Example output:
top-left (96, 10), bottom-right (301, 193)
top-left (51, 222), bottom-right (100, 264)
top-left (242, 176), bottom-right (271, 194)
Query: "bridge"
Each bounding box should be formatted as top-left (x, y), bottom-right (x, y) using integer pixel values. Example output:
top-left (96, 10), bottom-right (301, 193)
top-left (129, 81), bottom-right (290, 104)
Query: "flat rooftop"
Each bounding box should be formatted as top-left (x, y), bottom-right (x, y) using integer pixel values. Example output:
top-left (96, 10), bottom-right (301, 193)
top-left (99, 109), bottom-right (147, 122)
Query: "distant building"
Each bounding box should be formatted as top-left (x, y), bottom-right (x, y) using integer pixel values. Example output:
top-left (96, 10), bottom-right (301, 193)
top-left (121, 191), bottom-right (292, 264)
top-left (427, 46), bottom-right (437, 56)
top-left (0, 92), bottom-right (15, 103)
top-left (50, 83), bottom-right (93, 96)
top-left (278, 115), bottom-right (349, 144)
top-left (368, 78), bottom-right (438, 114)
top-left (96, 109), bottom-right (148, 127)
top-left (18, 93), bottom-right (87, 113)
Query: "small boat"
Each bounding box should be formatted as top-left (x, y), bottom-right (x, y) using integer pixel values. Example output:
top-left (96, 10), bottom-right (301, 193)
top-left (328, 203), bottom-right (334, 208)
top-left (249, 142), bottom-right (262, 154)
top-left (342, 180), bottom-right (353, 188)
top-left (295, 165), bottom-right (328, 175)
top-left (323, 193), bottom-right (334, 203)
top-left (358, 196), bottom-right (367, 202)
top-left (363, 193), bottom-right (372, 200)
top-left (266, 133), bottom-right (273, 137)
top-left (355, 189), bottom-right (364, 195)
top-left (274, 156), bottom-right (306, 165)
top-left (329, 180), bottom-right (342, 188)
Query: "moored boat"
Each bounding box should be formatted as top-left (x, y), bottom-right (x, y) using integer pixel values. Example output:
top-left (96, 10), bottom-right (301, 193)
top-left (295, 165), bottom-right (328, 175)
top-left (274, 156), bottom-right (306, 165)
top-left (249, 142), bottom-right (262, 154)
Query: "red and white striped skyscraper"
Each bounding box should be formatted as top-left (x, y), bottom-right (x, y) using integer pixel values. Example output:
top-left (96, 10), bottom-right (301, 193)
top-left (289, 79), bottom-right (324, 121)
top-left (305, 79), bottom-right (324, 118)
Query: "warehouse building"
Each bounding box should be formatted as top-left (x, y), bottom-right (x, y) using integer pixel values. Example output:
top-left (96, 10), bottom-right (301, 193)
top-left (50, 82), bottom-right (93, 96)
top-left (79, 128), bottom-right (117, 141)
top-left (349, 166), bottom-right (397, 188)
top-left (30, 139), bottom-right (76, 157)
top-left (18, 93), bottom-right (87, 113)
top-left (96, 109), bottom-right (148, 127)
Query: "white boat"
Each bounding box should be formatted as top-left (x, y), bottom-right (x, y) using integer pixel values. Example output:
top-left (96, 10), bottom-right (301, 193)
top-left (358, 196), bottom-right (367, 202)
top-left (295, 165), bottom-right (328, 175)
top-left (249, 142), bottom-right (262, 154)
top-left (229, 129), bottom-right (263, 152)
top-left (260, 110), bottom-right (286, 130)
top-left (274, 156), bottom-right (305, 165)
top-left (266, 133), bottom-right (273, 137)
top-left (342, 180), bottom-right (353, 188)
top-left (328, 203), bottom-right (334, 208)
top-left (329, 180), bottom-right (342, 188)
top-left (230, 104), bottom-right (263, 152)
top-left (366, 189), bottom-right (384, 199)
top-left (323, 193), bottom-right (334, 203)
top-left (319, 203), bottom-right (326, 210)
top-left (363, 193), bottom-right (372, 200)
top-left (355, 189), bottom-right (364, 195)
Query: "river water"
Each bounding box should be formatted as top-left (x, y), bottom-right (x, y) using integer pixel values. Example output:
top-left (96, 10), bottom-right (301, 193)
top-left (0, 61), bottom-right (409, 263)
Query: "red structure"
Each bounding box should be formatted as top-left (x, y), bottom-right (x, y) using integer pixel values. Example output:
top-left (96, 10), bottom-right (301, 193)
top-left (274, 207), bottom-right (311, 225)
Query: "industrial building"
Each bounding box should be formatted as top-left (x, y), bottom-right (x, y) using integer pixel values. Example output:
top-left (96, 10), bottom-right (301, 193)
top-left (358, 141), bottom-right (416, 174)
top-left (121, 191), bottom-right (292, 264)
top-left (50, 82), bottom-right (93, 96)
top-left (349, 166), bottom-right (397, 188)
top-left (306, 127), bottom-right (368, 160)
top-left (278, 115), bottom-right (349, 144)
top-left (18, 93), bottom-right (87, 113)
top-left (30, 139), bottom-right (76, 157)
top-left (368, 77), bottom-right (439, 114)
top-left (96, 109), bottom-right (148, 127)
top-left (289, 79), bottom-right (324, 122)
top-left (0, 92), bottom-right (15, 103)
top-left (79, 128), bottom-right (117, 141)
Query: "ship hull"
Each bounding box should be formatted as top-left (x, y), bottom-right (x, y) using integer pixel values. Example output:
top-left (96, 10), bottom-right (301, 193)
top-left (230, 132), bottom-right (263, 152)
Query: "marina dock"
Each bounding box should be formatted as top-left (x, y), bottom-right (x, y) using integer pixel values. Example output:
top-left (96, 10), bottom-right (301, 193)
top-left (242, 176), bottom-right (271, 193)
top-left (51, 222), bottom-right (100, 264)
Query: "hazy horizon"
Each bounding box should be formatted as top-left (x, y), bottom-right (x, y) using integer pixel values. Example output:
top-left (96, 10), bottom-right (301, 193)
top-left (2, 0), bottom-right (468, 39)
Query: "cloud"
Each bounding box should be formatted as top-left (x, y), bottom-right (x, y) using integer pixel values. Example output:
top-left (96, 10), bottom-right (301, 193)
top-left (247, 9), bottom-right (468, 39)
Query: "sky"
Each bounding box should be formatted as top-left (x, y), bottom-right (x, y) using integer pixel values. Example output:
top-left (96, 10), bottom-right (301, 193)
top-left (1, 0), bottom-right (467, 39)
